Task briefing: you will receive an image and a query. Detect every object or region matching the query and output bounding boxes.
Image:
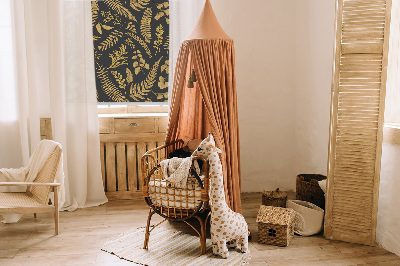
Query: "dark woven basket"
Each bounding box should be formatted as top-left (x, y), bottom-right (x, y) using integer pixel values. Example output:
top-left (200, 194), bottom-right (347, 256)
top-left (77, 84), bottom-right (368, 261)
top-left (262, 188), bottom-right (287, 208)
top-left (296, 174), bottom-right (326, 209)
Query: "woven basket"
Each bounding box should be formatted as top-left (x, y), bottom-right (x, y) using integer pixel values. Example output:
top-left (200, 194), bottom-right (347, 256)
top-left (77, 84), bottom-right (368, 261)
top-left (296, 174), bottom-right (326, 209)
top-left (258, 223), bottom-right (294, 247)
top-left (256, 205), bottom-right (296, 247)
top-left (262, 188), bottom-right (287, 208)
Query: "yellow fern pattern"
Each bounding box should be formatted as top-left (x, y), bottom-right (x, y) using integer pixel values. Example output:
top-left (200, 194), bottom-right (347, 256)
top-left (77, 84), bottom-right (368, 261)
top-left (98, 30), bottom-right (123, 51)
top-left (93, 0), bottom-right (169, 102)
top-left (141, 8), bottom-right (152, 43)
top-left (96, 64), bottom-right (128, 102)
top-left (104, 0), bottom-right (136, 22)
top-left (130, 0), bottom-right (150, 11)
top-left (130, 57), bottom-right (162, 101)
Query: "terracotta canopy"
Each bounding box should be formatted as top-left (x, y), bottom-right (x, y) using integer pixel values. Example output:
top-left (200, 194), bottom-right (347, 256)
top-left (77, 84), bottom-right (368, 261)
top-left (166, 0), bottom-right (242, 212)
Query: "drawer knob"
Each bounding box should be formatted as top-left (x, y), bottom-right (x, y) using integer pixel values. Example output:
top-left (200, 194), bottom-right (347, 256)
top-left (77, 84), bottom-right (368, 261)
top-left (129, 123), bottom-right (138, 127)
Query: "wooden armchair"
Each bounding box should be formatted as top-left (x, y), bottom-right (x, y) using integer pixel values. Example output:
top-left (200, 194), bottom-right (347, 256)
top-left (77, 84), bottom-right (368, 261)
top-left (0, 145), bottom-right (62, 234)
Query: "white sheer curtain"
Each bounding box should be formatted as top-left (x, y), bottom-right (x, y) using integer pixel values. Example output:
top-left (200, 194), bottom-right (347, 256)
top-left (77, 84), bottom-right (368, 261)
top-left (59, 0), bottom-right (108, 209)
top-left (0, 0), bottom-right (107, 212)
top-left (168, 0), bottom-right (204, 104)
top-left (0, 0), bottom-right (24, 169)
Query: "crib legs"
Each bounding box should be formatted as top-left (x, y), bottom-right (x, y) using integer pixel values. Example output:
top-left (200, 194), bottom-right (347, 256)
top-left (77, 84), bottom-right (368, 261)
top-left (192, 212), bottom-right (211, 255)
top-left (200, 217), bottom-right (207, 255)
top-left (144, 209), bottom-right (155, 249)
top-left (144, 209), bottom-right (210, 254)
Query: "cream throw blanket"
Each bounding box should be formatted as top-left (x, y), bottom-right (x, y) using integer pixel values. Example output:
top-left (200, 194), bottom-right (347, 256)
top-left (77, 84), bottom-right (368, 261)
top-left (159, 157), bottom-right (199, 188)
top-left (0, 140), bottom-right (65, 223)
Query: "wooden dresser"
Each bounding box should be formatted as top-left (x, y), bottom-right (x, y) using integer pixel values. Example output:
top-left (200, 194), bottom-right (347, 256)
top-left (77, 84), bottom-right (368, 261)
top-left (99, 115), bottom-right (168, 200)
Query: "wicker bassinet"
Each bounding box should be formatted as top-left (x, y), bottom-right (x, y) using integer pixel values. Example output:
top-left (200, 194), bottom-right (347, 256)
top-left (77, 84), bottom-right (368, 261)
top-left (141, 140), bottom-right (210, 254)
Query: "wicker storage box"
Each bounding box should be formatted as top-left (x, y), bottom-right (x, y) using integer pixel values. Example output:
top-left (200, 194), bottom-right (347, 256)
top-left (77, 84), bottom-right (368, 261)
top-left (256, 205), bottom-right (296, 247)
top-left (296, 174), bottom-right (326, 209)
top-left (262, 188), bottom-right (287, 208)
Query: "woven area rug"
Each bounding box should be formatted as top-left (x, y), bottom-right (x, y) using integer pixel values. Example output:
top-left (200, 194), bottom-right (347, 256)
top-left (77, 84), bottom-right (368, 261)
top-left (102, 226), bottom-right (250, 265)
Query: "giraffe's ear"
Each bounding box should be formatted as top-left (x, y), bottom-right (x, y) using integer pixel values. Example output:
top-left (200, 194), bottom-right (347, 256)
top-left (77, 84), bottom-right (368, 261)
top-left (208, 133), bottom-right (214, 142)
top-left (211, 144), bottom-right (222, 154)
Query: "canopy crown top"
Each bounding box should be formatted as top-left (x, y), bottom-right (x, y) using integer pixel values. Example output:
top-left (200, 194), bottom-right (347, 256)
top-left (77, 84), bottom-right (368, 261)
top-left (188, 0), bottom-right (231, 40)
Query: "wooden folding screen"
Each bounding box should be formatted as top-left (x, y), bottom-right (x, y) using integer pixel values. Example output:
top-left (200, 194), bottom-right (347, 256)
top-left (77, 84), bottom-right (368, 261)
top-left (325, 0), bottom-right (392, 245)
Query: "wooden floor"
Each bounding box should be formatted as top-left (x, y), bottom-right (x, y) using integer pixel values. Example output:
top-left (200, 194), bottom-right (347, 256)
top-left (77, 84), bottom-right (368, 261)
top-left (1, 193), bottom-right (399, 266)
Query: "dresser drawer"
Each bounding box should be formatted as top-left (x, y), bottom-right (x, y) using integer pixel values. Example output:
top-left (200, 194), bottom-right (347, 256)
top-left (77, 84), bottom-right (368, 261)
top-left (99, 117), bottom-right (114, 134)
top-left (114, 118), bottom-right (155, 133)
top-left (157, 117), bottom-right (168, 133)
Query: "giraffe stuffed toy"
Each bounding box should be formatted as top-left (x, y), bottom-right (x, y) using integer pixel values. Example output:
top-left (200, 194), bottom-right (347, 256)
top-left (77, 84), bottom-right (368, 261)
top-left (192, 133), bottom-right (248, 258)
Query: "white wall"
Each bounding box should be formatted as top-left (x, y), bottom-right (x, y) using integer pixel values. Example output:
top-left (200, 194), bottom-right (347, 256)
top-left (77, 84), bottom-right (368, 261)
top-left (376, 2), bottom-right (400, 255)
top-left (377, 142), bottom-right (400, 256)
top-left (294, 1), bottom-right (335, 178)
top-left (212, 1), bottom-right (400, 255)
top-left (212, 0), bottom-right (297, 191)
top-left (212, 0), bottom-right (335, 192)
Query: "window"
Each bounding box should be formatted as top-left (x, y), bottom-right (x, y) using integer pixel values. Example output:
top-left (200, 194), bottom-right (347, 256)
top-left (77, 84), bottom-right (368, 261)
top-left (97, 103), bottom-right (168, 115)
top-left (92, 0), bottom-right (169, 104)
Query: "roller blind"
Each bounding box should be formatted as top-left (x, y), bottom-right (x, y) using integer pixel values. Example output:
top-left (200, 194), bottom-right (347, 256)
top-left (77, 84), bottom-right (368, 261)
top-left (325, 0), bottom-right (392, 245)
top-left (92, 0), bottom-right (169, 103)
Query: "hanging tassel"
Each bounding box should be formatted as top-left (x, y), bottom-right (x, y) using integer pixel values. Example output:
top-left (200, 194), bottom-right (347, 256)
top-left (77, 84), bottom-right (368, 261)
top-left (191, 69), bottom-right (197, 82)
top-left (187, 77), bottom-right (194, 88)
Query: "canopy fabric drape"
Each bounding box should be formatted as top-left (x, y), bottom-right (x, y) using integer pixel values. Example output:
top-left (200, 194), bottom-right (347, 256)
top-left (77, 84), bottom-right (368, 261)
top-left (166, 38), bottom-right (241, 212)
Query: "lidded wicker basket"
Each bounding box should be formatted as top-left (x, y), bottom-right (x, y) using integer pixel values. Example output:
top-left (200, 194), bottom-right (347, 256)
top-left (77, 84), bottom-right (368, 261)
top-left (296, 174), bottom-right (326, 209)
top-left (262, 188), bottom-right (287, 208)
top-left (256, 205), bottom-right (296, 247)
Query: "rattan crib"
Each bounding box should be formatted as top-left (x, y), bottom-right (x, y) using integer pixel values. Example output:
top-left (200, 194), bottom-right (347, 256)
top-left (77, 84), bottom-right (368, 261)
top-left (141, 140), bottom-right (210, 254)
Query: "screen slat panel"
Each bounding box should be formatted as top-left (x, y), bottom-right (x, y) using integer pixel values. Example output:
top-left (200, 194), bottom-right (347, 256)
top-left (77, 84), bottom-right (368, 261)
top-left (325, 0), bottom-right (392, 246)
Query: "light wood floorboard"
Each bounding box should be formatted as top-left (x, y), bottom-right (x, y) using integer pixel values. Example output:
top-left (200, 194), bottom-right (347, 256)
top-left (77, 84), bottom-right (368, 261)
top-left (0, 192), bottom-right (399, 265)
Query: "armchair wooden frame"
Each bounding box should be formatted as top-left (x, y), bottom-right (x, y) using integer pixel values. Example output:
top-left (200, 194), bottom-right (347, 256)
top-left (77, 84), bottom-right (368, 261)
top-left (0, 182), bottom-right (60, 234)
top-left (0, 145), bottom-right (62, 235)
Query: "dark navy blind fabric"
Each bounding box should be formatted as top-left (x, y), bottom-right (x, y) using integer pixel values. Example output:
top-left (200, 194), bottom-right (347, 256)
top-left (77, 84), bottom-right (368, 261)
top-left (92, 0), bottom-right (169, 102)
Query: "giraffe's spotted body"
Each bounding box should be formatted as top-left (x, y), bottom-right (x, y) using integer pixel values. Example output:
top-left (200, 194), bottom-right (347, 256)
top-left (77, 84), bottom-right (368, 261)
top-left (192, 134), bottom-right (248, 258)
